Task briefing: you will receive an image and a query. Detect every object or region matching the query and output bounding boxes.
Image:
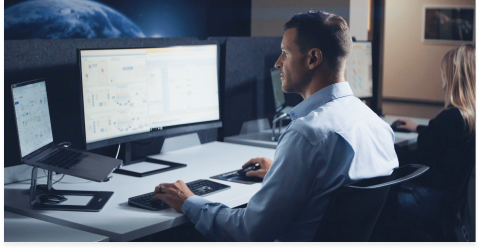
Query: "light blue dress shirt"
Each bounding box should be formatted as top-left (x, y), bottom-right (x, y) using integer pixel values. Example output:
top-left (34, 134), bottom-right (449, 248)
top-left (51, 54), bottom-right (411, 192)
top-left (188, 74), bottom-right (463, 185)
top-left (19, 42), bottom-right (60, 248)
top-left (182, 82), bottom-right (399, 241)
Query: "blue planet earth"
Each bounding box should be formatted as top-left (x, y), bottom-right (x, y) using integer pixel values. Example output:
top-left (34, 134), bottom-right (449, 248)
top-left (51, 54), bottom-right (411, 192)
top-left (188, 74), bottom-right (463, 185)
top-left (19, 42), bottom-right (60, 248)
top-left (4, 0), bottom-right (145, 39)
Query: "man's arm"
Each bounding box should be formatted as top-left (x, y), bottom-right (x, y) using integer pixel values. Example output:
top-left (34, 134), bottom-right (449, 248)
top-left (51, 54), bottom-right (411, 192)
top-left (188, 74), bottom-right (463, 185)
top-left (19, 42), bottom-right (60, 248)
top-left (157, 129), bottom-right (320, 241)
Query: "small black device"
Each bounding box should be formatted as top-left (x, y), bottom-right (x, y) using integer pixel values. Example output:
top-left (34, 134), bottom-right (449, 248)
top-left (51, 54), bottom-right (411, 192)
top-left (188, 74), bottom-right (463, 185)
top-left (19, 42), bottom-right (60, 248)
top-left (391, 121), bottom-right (411, 133)
top-left (237, 163), bottom-right (260, 177)
top-left (128, 179), bottom-right (230, 211)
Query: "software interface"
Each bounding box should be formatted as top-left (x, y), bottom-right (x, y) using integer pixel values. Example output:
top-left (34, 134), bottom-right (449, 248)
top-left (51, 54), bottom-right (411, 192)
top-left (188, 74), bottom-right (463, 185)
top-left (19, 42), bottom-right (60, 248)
top-left (270, 68), bottom-right (285, 109)
top-left (80, 45), bottom-right (219, 143)
top-left (12, 81), bottom-right (54, 157)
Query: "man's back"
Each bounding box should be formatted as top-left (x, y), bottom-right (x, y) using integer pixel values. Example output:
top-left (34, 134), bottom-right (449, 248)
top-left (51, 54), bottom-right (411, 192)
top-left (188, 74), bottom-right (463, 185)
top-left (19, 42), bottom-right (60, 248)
top-left (269, 82), bottom-right (397, 241)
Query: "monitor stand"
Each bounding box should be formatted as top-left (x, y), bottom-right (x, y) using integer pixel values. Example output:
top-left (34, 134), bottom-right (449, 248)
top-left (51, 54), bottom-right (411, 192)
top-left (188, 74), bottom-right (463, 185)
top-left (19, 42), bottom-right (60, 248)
top-left (29, 167), bottom-right (113, 212)
top-left (271, 112), bottom-right (291, 141)
top-left (114, 139), bottom-right (187, 177)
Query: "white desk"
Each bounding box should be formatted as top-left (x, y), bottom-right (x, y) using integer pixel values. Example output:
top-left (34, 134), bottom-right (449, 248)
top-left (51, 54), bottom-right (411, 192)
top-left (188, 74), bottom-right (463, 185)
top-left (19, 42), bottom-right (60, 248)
top-left (225, 130), bottom-right (278, 149)
top-left (224, 115), bottom-right (431, 149)
top-left (382, 115), bottom-right (430, 147)
top-left (4, 211), bottom-right (109, 242)
top-left (4, 142), bottom-right (275, 242)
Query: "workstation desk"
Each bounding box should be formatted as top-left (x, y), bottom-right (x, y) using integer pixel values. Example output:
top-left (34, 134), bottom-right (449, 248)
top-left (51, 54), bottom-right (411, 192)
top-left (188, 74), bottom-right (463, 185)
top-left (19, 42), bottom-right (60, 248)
top-left (4, 142), bottom-right (276, 242)
top-left (4, 211), bottom-right (109, 242)
top-left (225, 115), bottom-right (430, 148)
top-left (4, 116), bottom-right (429, 242)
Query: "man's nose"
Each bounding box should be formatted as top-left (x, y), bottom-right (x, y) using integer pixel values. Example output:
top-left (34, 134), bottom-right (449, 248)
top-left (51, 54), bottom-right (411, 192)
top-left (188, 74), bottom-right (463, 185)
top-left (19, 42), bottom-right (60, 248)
top-left (274, 57), bottom-right (282, 69)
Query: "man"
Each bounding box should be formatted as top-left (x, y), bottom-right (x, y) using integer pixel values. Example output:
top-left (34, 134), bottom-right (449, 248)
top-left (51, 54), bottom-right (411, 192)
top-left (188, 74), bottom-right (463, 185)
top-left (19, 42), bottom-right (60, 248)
top-left (152, 11), bottom-right (398, 241)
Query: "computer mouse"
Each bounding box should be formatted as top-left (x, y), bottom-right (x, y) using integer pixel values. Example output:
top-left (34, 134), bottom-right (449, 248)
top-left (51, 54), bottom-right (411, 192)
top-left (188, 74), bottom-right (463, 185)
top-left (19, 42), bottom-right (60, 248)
top-left (391, 121), bottom-right (411, 133)
top-left (237, 163), bottom-right (260, 177)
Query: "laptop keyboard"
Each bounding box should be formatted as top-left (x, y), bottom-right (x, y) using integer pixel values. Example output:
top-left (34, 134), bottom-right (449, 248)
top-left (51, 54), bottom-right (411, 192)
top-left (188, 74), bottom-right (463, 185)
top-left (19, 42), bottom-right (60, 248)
top-left (37, 148), bottom-right (88, 169)
top-left (128, 179), bottom-right (231, 211)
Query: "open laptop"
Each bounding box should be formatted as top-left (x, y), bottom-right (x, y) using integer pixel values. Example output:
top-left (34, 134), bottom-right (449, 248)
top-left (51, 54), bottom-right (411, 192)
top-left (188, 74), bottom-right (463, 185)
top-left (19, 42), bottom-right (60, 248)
top-left (270, 68), bottom-right (293, 114)
top-left (11, 79), bottom-right (122, 182)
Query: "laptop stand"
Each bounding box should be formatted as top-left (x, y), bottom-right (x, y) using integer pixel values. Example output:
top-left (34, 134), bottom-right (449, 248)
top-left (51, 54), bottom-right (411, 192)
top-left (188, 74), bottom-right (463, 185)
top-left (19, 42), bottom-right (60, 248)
top-left (29, 167), bottom-right (113, 212)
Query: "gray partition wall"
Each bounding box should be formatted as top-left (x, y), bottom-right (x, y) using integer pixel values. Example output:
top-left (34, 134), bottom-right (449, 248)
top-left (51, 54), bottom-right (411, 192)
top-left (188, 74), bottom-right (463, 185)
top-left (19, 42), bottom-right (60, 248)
top-left (223, 37), bottom-right (303, 137)
top-left (4, 38), bottom-right (220, 167)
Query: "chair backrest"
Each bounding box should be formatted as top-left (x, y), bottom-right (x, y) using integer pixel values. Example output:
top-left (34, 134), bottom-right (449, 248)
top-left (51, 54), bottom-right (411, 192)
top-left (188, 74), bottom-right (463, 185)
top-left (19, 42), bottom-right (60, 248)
top-left (442, 163), bottom-right (477, 242)
top-left (313, 164), bottom-right (429, 242)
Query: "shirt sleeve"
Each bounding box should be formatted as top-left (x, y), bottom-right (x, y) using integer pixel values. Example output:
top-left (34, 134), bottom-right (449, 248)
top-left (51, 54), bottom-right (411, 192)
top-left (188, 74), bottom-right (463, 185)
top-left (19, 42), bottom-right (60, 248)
top-left (181, 129), bottom-right (318, 241)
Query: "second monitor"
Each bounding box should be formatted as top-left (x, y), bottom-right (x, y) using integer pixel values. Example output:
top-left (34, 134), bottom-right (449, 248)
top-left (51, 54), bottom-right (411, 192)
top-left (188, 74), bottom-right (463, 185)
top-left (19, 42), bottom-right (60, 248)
top-left (78, 44), bottom-right (222, 174)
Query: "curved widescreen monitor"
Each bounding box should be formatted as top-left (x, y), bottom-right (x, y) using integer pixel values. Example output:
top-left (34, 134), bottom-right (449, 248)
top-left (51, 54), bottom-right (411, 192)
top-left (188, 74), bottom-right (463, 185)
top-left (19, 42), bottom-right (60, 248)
top-left (79, 44), bottom-right (220, 150)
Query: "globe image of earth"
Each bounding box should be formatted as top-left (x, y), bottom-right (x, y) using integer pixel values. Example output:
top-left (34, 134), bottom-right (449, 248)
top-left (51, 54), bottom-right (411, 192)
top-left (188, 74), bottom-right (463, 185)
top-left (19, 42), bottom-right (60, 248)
top-left (4, 0), bottom-right (145, 39)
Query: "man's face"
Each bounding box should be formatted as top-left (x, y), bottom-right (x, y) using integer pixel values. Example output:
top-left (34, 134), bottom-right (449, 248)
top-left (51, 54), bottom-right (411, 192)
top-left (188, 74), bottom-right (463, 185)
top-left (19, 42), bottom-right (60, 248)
top-left (274, 28), bottom-right (310, 94)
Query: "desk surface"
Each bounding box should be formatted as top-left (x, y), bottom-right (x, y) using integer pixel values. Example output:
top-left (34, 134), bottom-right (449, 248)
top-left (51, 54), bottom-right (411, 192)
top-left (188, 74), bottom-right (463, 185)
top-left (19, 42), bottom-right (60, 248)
top-left (4, 211), bottom-right (109, 242)
top-left (4, 142), bottom-right (276, 242)
top-left (225, 115), bottom-right (431, 148)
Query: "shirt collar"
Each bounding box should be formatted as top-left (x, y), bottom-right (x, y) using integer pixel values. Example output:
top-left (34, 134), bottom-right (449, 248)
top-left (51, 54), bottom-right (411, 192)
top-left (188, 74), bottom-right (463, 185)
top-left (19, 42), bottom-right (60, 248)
top-left (289, 82), bottom-right (353, 120)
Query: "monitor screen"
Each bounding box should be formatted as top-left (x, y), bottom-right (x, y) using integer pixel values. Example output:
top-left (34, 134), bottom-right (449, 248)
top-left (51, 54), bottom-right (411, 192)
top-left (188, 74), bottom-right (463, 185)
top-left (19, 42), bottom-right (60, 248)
top-left (270, 68), bottom-right (285, 111)
top-left (79, 45), bottom-right (220, 145)
top-left (345, 42), bottom-right (373, 98)
top-left (11, 80), bottom-right (54, 157)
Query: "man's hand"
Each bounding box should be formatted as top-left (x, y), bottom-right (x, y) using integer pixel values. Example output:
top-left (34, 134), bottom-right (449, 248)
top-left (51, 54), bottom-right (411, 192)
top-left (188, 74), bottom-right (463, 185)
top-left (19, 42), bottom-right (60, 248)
top-left (241, 157), bottom-right (273, 179)
top-left (152, 180), bottom-right (195, 212)
top-left (392, 118), bottom-right (418, 132)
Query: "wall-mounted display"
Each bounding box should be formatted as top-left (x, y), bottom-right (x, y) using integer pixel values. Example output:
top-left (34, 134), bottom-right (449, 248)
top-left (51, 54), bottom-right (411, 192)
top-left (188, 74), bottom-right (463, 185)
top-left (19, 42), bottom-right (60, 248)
top-left (4, 0), bottom-right (251, 40)
top-left (423, 6), bottom-right (475, 44)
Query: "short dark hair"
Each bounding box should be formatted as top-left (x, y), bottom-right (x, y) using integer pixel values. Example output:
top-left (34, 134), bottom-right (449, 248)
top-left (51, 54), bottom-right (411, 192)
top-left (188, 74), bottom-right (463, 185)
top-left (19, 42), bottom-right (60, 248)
top-left (284, 10), bottom-right (352, 74)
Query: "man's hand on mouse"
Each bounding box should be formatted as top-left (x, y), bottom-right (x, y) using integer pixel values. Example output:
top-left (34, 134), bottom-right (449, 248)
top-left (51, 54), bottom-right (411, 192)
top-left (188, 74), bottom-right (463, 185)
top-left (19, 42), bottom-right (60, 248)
top-left (152, 180), bottom-right (195, 212)
top-left (242, 157), bottom-right (273, 179)
top-left (392, 118), bottom-right (418, 132)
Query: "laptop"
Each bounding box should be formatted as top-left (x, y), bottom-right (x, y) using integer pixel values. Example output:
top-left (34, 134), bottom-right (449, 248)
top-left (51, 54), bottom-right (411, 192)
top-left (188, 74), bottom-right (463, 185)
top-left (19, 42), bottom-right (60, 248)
top-left (11, 79), bottom-right (122, 182)
top-left (270, 68), bottom-right (293, 114)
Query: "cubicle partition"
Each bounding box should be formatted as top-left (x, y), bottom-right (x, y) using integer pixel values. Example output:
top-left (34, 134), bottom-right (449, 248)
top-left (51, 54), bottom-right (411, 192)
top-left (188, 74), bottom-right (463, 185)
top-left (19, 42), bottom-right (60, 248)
top-left (223, 37), bottom-right (303, 137)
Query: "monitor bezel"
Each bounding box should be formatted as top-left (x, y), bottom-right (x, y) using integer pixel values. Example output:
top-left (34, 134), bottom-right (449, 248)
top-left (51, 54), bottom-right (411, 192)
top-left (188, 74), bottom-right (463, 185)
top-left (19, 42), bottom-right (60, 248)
top-left (269, 67), bottom-right (286, 113)
top-left (10, 78), bottom-right (55, 161)
top-left (77, 43), bottom-right (222, 151)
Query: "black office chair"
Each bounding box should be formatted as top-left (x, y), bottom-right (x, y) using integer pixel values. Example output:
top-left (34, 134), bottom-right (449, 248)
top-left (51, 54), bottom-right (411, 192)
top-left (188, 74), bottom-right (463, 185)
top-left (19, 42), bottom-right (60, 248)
top-left (386, 140), bottom-right (476, 242)
top-left (446, 167), bottom-right (475, 242)
top-left (313, 164), bottom-right (429, 242)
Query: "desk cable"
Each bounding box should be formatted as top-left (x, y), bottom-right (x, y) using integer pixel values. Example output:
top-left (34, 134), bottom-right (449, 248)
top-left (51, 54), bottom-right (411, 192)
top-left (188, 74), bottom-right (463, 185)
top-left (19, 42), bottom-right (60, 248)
top-left (115, 143), bottom-right (121, 159)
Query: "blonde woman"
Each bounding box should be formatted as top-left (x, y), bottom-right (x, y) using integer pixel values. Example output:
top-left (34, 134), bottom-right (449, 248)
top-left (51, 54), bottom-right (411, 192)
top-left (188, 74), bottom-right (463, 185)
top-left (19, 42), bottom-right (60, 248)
top-left (391, 44), bottom-right (475, 240)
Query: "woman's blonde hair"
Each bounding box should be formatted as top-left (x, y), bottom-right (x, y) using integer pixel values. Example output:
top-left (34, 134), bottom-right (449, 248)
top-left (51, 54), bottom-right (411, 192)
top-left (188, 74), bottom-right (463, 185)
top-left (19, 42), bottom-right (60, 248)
top-left (441, 44), bottom-right (475, 136)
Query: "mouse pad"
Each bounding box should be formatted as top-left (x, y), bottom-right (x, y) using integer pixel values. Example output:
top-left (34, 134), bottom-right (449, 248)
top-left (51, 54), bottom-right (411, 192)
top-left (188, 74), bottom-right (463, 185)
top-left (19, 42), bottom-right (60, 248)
top-left (210, 170), bottom-right (263, 184)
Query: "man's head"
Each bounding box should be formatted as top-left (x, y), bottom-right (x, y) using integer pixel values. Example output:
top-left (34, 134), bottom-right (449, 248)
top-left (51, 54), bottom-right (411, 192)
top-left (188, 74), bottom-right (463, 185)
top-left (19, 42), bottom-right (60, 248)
top-left (275, 11), bottom-right (352, 97)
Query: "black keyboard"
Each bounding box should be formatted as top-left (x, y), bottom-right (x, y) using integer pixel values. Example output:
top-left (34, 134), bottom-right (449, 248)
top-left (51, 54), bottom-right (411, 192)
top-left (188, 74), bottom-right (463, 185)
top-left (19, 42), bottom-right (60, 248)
top-left (128, 179), bottom-right (231, 211)
top-left (37, 148), bottom-right (88, 169)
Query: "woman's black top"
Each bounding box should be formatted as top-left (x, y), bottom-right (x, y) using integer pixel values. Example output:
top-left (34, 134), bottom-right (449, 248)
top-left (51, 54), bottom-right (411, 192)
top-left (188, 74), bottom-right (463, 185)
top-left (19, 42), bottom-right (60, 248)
top-left (396, 107), bottom-right (475, 207)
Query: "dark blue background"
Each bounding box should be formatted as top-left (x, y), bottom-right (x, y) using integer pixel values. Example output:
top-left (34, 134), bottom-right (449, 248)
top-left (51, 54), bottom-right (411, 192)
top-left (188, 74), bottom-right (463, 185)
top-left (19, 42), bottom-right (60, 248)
top-left (4, 0), bottom-right (251, 39)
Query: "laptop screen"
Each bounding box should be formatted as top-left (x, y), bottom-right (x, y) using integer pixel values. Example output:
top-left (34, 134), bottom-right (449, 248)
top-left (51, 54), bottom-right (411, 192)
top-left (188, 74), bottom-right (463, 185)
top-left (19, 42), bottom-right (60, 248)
top-left (12, 80), bottom-right (54, 157)
top-left (270, 68), bottom-right (285, 111)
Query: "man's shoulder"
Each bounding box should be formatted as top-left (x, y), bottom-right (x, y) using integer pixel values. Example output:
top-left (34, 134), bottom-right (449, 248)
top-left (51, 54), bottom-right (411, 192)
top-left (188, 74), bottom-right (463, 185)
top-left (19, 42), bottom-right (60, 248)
top-left (286, 96), bottom-right (386, 144)
top-left (290, 96), bottom-right (376, 131)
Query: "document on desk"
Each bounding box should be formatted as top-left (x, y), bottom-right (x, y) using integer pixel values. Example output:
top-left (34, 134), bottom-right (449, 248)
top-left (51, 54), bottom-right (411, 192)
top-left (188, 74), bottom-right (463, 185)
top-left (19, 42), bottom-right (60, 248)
top-left (51, 196), bottom-right (94, 206)
top-left (120, 163), bottom-right (171, 173)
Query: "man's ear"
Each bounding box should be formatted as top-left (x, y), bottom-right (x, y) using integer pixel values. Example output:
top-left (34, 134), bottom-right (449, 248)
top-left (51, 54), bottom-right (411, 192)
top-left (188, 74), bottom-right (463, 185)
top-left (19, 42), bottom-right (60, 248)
top-left (308, 48), bottom-right (322, 70)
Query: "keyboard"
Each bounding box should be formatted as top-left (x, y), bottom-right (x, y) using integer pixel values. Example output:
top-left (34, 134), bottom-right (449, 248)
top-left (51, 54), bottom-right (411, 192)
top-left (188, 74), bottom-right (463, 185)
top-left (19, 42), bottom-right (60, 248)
top-left (128, 179), bottom-right (231, 211)
top-left (37, 148), bottom-right (88, 169)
